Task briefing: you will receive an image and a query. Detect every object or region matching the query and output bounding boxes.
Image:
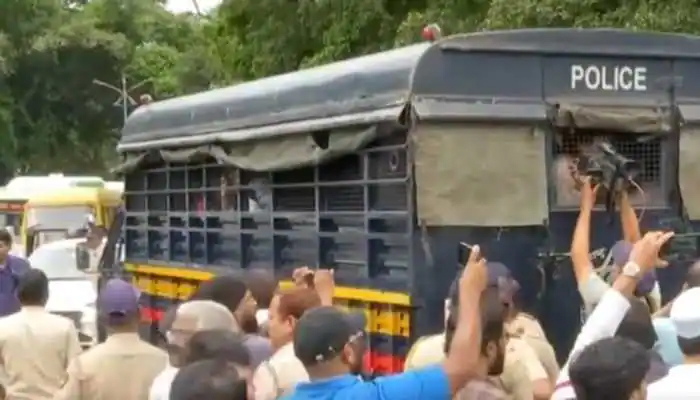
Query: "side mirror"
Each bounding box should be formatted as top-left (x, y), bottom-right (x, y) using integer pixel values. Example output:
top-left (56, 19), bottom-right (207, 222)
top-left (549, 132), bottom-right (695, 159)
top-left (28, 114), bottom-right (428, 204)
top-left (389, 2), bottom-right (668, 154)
top-left (76, 244), bottom-right (90, 271)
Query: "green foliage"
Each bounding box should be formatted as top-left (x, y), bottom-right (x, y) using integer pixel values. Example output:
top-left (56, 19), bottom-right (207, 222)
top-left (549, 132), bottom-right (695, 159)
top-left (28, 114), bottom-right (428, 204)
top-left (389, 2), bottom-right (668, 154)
top-left (1, 0), bottom-right (700, 178)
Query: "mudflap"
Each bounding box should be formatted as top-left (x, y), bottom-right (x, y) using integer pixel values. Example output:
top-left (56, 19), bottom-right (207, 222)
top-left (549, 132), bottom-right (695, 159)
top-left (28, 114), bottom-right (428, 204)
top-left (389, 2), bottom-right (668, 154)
top-left (544, 208), bottom-right (683, 362)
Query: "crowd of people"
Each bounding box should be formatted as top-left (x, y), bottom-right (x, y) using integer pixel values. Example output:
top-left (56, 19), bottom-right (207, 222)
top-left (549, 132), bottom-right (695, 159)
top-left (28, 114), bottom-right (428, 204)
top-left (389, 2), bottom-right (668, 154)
top-left (0, 175), bottom-right (695, 399)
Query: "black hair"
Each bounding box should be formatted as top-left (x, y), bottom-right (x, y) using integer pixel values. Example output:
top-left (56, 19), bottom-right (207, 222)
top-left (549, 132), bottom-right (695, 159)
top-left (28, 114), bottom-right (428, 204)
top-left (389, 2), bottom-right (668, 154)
top-left (190, 275), bottom-right (257, 334)
top-left (614, 298), bottom-right (657, 350)
top-left (0, 230), bottom-right (12, 246)
top-left (185, 329), bottom-right (251, 367)
top-left (190, 275), bottom-right (248, 313)
top-left (17, 269), bottom-right (49, 306)
top-left (170, 359), bottom-right (247, 400)
top-left (569, 337), bottom-right (650, 400)
top-left (444, 286), bottom-right (505, 355)
top-left (677, 335), bottom-right (700, 356)
top-left (244, 269), bottom-right (277, 309)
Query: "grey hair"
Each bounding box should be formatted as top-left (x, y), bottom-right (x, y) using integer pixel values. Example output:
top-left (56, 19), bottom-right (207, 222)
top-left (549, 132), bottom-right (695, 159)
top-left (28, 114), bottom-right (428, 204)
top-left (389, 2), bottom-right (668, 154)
top-left (177, 300), bottom-right (240, 333)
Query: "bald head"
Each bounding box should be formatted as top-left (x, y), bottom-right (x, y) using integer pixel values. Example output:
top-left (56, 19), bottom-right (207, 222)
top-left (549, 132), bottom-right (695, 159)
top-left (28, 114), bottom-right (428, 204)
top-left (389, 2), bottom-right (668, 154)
top-left (168, 300), bottom-right (240, 349)
top-left (686, 261), bottom-right (700, 288)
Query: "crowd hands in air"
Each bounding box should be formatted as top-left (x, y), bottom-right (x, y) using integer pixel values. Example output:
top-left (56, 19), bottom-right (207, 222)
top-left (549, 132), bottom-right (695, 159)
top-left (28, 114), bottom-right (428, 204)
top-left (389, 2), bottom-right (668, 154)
top-left (0, 176), bottom-right (696, 399)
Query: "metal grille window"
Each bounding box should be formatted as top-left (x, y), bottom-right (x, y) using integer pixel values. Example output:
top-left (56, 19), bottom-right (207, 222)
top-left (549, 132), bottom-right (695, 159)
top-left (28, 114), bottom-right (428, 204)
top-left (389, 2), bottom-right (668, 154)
top-left (123, 129), bottom-right (412, 281)
top-left (552, 130), bottom-right (666, 208)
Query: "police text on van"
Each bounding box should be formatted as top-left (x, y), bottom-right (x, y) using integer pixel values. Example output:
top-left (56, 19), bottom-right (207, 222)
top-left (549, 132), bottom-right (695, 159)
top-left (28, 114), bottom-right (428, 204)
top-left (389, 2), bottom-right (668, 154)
top-left (570, 65), bottom-right (647, 92)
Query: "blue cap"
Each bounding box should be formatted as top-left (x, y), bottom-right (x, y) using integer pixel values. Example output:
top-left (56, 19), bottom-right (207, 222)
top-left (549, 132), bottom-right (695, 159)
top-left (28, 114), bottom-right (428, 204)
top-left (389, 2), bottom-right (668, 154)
top-left (612, 240), bottom-right (657, 296)
top-left (611, 240), bottom-right (633, 266)
top-left (98, 279), bottom-right (140, 317)
top-left (243, 335), bottom-right (274, 369)
top-left (636, 270), bottom-right (657, 296)
top-left (487, 262), bottom-right (512, 284)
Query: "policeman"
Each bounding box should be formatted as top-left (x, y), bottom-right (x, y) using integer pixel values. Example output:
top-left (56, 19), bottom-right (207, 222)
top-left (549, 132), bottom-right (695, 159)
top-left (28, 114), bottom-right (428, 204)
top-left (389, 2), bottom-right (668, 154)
top-left (54, 279), bottom-right (168, 400)
top-left (0, 269), bottom-right (80, 399)
top-left (405, 263), bottom-right (554, 400)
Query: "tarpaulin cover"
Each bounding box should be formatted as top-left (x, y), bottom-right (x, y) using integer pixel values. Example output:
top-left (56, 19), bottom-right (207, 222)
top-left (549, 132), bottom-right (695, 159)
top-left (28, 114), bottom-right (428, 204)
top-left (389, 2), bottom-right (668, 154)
top-left (679, 125), bottom-right (700, 219)
top-left (553, 104), bottom-right (672, 133)
top-left (113, 125), bottom-right (383, 173)
top-left (414, 123), bottom-right (549, 227)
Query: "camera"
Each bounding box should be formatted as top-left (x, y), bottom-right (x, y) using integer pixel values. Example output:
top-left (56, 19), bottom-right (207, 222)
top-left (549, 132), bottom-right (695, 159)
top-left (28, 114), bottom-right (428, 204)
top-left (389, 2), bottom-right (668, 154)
top-left (577, 140), bottom-right (641, 192)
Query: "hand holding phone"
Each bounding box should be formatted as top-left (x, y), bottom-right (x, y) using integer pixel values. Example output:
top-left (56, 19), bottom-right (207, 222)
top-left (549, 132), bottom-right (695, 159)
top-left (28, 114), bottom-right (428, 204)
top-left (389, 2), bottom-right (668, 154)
top-left (458, 242), bottom-right (474, 267)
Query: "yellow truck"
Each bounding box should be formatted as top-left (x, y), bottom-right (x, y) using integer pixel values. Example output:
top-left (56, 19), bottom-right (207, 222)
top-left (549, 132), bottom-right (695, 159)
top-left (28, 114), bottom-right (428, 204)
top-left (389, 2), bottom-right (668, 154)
top-left (22, 186), bottom-right (122, 255)
top-left (0, 175), bottom-right (106, 244)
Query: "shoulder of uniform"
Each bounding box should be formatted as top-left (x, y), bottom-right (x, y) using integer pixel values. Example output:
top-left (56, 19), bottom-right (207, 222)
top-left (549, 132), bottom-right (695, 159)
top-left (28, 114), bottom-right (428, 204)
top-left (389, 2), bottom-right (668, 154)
top-left (506, 336), bottom-right (536, 355)
top-left (51, 313), bottom-right (76, 326)
top-left (0, 313), bottom-right (16, 326)
top-left (517, 312), bottom-right (537, 321)
top-left (142, 342), bottom-right (168, 357)
top-left (73, 345), bottom-right (100, 368)
top-left (405, 333), bottom-right (444, 368)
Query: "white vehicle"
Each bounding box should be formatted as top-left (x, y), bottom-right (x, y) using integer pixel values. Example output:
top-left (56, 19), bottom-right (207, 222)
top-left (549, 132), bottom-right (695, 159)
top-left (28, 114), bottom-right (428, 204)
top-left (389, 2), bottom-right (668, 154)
top-left (28, 238), bottom-right (97, 348)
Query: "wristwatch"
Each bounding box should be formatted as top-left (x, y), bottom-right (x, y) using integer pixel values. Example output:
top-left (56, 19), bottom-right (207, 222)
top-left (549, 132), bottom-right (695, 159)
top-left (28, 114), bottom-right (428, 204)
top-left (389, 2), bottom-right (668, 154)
top-left (621, 261), bottom-right (642, 278)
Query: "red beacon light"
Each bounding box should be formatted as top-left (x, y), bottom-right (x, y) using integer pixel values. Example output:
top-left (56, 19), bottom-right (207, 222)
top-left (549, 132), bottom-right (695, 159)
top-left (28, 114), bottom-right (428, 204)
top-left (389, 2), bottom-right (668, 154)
top-left (421, 24), bottom-right (442, 42)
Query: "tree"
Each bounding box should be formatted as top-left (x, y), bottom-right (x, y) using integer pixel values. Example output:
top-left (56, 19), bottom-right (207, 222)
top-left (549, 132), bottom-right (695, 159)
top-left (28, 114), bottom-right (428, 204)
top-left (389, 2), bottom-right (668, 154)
top-left (2, 0), bottom-right (700, 178)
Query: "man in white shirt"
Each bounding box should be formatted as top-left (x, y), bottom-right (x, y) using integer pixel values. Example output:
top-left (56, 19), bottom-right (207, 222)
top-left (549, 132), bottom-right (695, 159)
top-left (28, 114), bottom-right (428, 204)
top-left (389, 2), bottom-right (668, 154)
top-left (552, 230), bottom-right (674, 400)
top-left (0, 269), bottom-right (81, 399)
top-left (570, 181), bottom-right (663, 317)
top-left (647, 286), bottom-right (700, 398)
top-left (148, 300), bottom-right (240, 400)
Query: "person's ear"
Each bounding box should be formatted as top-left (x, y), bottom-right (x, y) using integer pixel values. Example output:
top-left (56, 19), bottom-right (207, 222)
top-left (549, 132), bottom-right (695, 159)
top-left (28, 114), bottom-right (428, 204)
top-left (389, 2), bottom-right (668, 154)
top-left (285, 316), bottom-right (297, 331)
top-left (341, 343), bottom-right (357, 366)
top-left (485, 341), bottom-right (498, 362)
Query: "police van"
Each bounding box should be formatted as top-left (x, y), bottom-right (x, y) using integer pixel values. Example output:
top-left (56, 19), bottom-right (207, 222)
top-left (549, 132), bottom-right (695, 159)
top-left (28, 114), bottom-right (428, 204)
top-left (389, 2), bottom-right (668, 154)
top-left (107, 28), bottom-right (700, 373)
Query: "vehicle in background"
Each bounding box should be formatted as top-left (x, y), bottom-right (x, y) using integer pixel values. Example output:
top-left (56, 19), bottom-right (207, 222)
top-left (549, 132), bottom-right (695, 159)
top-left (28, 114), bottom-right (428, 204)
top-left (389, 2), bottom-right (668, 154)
top-left (0, 174), bottom-right (106, 244)
top-left (105, 181), bottom-right (124, 193)
top-left (22, 186), bottom-right (122, 256)
top-left (29, 238), bottom-right (98, 348)
top-left (102, 29), bottom-right (700, 374)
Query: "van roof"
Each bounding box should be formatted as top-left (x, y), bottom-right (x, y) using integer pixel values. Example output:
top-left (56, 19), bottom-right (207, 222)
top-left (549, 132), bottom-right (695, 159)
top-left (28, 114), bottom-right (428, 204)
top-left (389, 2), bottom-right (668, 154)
top-left (0, 176), bottom-right (105, 200)
top-left (119, 28), bottom-right (700, 152)
top-left (26, 187), bottom-right (122, 206)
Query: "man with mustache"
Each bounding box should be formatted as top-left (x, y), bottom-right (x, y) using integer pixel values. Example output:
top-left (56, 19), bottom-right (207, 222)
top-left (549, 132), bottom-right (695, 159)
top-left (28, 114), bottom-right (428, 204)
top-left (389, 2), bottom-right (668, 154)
top-left (446, 286), bottom-right (509, 399)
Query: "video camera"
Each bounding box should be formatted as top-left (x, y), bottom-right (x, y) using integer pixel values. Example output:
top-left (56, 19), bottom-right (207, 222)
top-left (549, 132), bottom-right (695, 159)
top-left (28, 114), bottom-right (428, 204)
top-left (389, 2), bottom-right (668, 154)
top-left (576, 140), bottom-right (641, 219)
top-left (577, 140), bottom-right (641, 192)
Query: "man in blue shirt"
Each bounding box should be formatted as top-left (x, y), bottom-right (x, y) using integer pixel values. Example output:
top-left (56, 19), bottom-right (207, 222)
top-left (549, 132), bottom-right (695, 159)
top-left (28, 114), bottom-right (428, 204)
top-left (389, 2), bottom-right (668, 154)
top-left (0, 229), bottom-right (29, 316)
top-left (282, 245), bottom-right (489, 400)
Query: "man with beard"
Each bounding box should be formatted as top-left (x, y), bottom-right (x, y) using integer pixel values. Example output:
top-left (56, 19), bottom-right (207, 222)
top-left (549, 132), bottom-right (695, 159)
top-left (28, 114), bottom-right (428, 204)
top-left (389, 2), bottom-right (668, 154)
top-left (447, 286), bottom-right (508, 399)
top-left (405, 266), bottom-right (548, 399)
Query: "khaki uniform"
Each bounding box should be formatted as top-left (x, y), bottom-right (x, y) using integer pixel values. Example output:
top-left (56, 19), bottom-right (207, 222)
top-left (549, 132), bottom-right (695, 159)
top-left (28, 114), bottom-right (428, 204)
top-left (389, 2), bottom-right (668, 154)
top-left (499, 337), bottom-right (541, 400)
top-left (0, 307), bottom-right (81, 400)
top-left (403, 334), bottom-right (444, 370)
top-left (253, 342), bottom-right (309, 399)
top-left (456, 378), bottom-right (509, 399)
top-left (507, 313), bottom-right (559, 382)
top-left (54, 332), bottom-right (167, 400)
top-left (404, 333), bottom-right (545, 400)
